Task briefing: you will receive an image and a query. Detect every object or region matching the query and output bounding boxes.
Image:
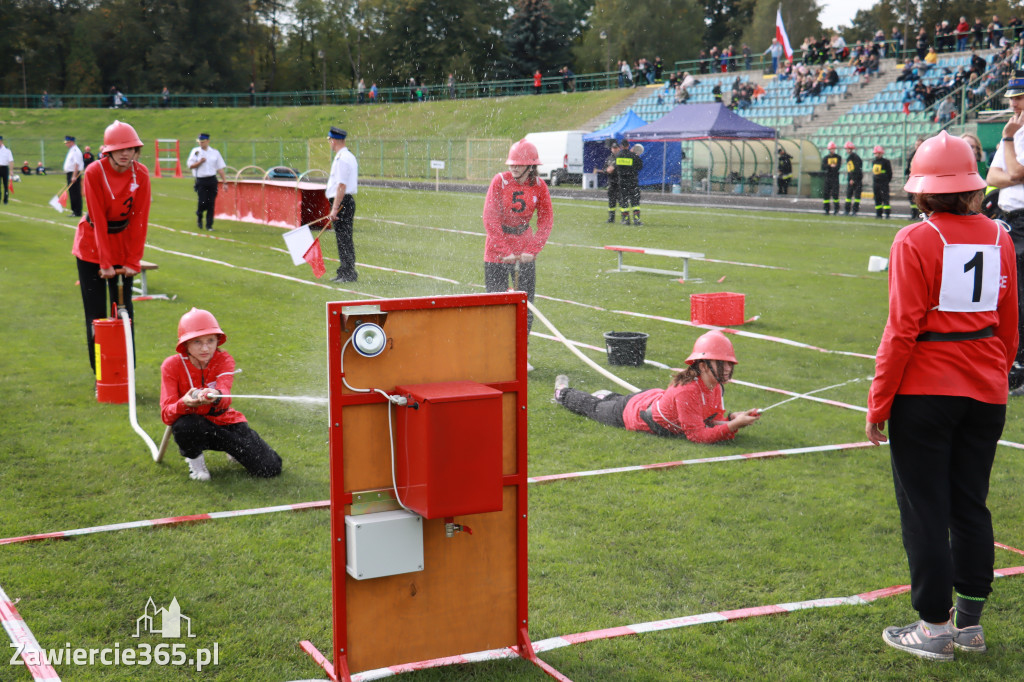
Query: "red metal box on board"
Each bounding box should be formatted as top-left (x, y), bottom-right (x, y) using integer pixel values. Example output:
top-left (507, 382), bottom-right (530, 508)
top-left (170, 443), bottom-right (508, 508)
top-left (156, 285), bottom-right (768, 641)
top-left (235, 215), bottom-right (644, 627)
top-left (394, 381), bottom-right (504, 519)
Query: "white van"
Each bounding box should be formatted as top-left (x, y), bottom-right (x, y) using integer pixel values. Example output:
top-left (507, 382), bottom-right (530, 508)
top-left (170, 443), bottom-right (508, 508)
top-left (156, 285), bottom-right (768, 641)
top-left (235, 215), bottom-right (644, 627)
top-left (524, 130), bottom-right (586, 186)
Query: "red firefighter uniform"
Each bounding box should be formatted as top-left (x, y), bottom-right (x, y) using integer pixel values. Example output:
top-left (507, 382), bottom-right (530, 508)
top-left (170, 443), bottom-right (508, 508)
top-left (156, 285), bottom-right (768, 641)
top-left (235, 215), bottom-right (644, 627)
top-left (71, 155), bottom-right (150, 272)
top-left (482, 170), bottom-right (553, 263)
top-left (621, 380), bottom-right (735, 443)
top-left (160, 349), bottom-right (245, 427)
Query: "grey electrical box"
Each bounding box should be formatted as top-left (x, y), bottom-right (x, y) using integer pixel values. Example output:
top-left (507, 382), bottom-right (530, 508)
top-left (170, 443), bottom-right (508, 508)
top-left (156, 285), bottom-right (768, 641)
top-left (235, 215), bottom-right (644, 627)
top-left (345, 510), bottom-right (424, 580)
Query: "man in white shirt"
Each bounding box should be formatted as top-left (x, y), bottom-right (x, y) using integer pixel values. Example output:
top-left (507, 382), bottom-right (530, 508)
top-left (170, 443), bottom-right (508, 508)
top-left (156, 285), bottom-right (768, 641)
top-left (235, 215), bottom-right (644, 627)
top-left (326, 126), bottom-right (359, 282)
top-left (186, 133), bottom-right (227, 231)
top-left (0, 136), bottom-right (13, 205)
top-left (63, 135), bottom-right (84, 217)
top-left (987, 70), bottom-right (1024, 391)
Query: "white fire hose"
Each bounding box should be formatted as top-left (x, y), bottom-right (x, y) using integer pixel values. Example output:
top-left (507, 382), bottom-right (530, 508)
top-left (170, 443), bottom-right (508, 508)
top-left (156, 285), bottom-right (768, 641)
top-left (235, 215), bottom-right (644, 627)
top-left (119, 308), bottom-right (162, 462)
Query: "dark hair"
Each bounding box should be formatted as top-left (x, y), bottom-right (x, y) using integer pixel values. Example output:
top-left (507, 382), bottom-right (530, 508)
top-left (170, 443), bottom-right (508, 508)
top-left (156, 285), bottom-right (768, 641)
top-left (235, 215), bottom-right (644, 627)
top-left (913, 189), bottom-right (983, 215)
top-left (670, 363), bottom-right (702, 387)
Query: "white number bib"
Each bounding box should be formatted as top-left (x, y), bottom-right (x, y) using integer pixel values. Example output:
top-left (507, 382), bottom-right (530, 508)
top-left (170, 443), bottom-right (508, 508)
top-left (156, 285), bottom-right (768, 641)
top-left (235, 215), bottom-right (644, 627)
top-left (927, 219), bottom-right (1002, 313)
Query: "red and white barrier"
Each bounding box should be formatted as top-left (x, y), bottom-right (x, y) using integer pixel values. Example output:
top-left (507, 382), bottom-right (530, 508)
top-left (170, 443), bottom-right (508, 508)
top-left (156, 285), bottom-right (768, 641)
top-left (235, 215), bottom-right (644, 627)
top-left (0, 584), bottom-right (60, 681)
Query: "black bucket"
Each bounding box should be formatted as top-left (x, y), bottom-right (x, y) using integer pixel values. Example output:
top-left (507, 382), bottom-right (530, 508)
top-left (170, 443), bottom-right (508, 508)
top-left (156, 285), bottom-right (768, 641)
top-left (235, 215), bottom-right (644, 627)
top-left (603, 331), bottom-right (649, 367)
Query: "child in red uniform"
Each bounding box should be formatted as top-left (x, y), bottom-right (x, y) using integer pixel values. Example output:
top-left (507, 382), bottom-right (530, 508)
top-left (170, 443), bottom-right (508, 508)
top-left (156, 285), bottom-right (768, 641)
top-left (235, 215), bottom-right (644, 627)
top-left (160, 308), bottom-right (283, 481)
top-left (72, 120), bottom-right (150, 372)
top-left (483, 138), bottom-right (553, 368)
top-left (553, 330), bottom-right (760, 442)
top-left (867, 132), bottom-right (1018, 661)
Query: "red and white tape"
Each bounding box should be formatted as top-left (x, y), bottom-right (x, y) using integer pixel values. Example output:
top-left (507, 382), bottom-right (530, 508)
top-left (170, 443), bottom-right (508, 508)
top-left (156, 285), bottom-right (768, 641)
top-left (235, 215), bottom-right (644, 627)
top-left (307, 562), bottom-right (1024, 681)
top-left (0, 501), bottom-right (328, 547)
top-left (0, 584), bottom-right (60, 681)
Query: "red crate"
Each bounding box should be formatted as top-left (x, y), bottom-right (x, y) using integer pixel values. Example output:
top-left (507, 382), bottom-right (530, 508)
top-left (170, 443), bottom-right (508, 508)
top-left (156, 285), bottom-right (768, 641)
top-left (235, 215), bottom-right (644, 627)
top-left (690, 292), bottom-right (745, 326)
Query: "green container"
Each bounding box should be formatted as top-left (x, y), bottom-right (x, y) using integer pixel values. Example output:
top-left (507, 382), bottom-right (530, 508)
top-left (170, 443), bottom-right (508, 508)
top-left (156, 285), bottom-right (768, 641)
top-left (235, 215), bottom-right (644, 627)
top-left (808, 171), bottom-right (825, 198)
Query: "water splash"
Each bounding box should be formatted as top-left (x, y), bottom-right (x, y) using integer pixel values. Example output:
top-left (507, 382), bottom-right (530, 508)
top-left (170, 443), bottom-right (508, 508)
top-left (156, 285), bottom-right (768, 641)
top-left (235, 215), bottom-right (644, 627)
top-left (226, 394), bottom-right (328, 405)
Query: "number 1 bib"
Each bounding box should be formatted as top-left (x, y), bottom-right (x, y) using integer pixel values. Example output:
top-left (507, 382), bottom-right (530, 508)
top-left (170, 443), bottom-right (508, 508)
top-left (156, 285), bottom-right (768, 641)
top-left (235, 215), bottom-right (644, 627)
top-left (926, 218), bottom-right (1001, 312)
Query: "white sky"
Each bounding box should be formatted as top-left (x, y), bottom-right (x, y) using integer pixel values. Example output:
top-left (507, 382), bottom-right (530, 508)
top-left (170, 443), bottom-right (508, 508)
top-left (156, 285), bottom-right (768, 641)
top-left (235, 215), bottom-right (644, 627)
top-left (818, 0), bottom-right (879, 31)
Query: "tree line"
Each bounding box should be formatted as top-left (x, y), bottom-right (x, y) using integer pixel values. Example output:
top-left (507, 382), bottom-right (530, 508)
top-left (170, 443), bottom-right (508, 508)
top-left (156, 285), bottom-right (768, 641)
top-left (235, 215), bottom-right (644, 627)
top-left (1, 0), bottom-right (1018, 99)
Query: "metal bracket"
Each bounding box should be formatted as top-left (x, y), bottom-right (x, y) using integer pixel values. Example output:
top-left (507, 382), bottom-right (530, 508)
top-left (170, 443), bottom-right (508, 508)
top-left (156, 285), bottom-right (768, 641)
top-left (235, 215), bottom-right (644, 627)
top-left (349, 488), bottom-right (402, 516)
top-left (341, 305), bottom-right (388, 333)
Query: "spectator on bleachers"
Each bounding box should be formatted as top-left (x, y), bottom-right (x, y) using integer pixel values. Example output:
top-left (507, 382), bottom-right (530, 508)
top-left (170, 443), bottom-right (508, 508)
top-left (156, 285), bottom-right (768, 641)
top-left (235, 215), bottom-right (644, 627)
top-left (962, 133), bottom-right (989, 178)
top-left (764, 38), bottom-right (784, 74)
top-left (936, 21), bottom-right (953, 53)
top-left (742, 44), bottom-right (752, 70)
top-left (675, 83), bottom-right (690, 104)
top-left (681, 71), bottom-right (696, 90)
top-left (712, 83), bottom-right (722, 103)
top-left (934, 96), bottom-right (956, 123)
top-left (830, 33), bottom-right (848, 61)
top-left (619, 60), bottom-right (633, 87)
top-left (891, 26), bottom-right (904, 55)
top-left (825, 64), bottom-right (839, 87)
top-left (916, 27), bottom-right (930, 60)
top-left (709, 46), bottom-right (720, 71)
top-left (698, 50), bottom-right (710, 75)
top-left (924, 46), bottom-right (939, 66)
top-left (956, 17), bottom-right (971, 51)
top-left (722, 45), bottom-right (735, 72)
top-left (896, 57), bottom-right (921, 82)
top-left (866, 46), bottom-right (881, 76)
top-left (778, 60), bottom-right (793, 80)
top-left (969, 50), bottom-right (988, 77)
top-left (989, 15), bottom-right (1003, 48)
top-left (972, 17), bottom-right (986, 49)
top-left (654, 56), bottom-right (664, 81)
top-left (1008, 16), bottom-right (1022, 41)
top-left (873, 30), bottom-right (887, 57)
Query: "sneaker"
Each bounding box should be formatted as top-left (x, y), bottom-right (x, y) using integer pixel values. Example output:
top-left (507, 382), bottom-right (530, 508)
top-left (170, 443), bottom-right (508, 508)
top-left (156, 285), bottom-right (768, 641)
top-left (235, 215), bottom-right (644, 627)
top-left (187, 454), bottom-right (211, 481)
top-left (592, 389), bottom-right (613, 399)
top-left (527, 361), bottom-right (535, 372)
top-left (554, 375), bottom-right (569, 401)
top-left (950, 608), bottom-right (986, 652)
top-left (882, 620), bottom-right (954, 661)
top-left (331, 273), bottom-right (358, 283)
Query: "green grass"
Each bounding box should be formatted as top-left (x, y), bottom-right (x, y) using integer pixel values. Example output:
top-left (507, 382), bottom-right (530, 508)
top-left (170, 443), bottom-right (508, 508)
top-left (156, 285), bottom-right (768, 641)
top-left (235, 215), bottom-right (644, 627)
top-left (2, 171), bottom-right (1024, 681)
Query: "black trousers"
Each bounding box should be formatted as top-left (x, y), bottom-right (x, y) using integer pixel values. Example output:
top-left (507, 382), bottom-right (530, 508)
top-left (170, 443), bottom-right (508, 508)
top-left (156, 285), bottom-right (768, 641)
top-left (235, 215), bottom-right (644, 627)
top-left (172, 414), bottom-right (282, 477)
top-left (485, 260), bottom-right (536, 332)
top-left (1004, 212), bottom-right (1024, 369)
top-left (195, 176), bottom-right (219, 228)
top-left (822, 175), bottom-right (839, 210)
top-left (607, 182), bottom-right (619, 209)
top-left (888, 394), bottom-right (1002, 623)
top-left (76, 258), bottom-right (135, 371)
top-left (776, 174), bottom-right (790, 194)
top-left (874, 183), bottom-right (891, 212)
top-left (332, 195), bottom-right (357, 278)
top-left (0, 166), bottom-right (8, 203)
top-left (845, 180), bottom-right (862, 210)
top-left (618, 183), bottom-right (641, 209)
top-left (67, 171), bottom-right (82, 216)
top-left (556, 388), bottom-right (629, 428)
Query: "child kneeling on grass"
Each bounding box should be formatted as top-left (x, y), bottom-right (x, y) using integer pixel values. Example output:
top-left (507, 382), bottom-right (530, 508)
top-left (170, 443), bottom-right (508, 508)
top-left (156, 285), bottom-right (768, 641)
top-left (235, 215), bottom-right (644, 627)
top-left (160, 308), bottom-right (282, 481)
top-left (553, 330), bottom-right (760, 442)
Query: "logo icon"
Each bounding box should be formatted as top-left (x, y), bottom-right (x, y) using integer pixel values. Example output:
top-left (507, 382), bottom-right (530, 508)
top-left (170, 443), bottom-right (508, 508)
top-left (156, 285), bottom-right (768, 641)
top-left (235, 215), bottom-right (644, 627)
top-left (133, 598), bottom-right (195, 639)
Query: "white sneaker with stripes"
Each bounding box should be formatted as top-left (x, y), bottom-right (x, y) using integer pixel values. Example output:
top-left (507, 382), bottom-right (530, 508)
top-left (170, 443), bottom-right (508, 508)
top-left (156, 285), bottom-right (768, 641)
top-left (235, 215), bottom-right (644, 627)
top-left (882, 620), bottom-right (954, 661)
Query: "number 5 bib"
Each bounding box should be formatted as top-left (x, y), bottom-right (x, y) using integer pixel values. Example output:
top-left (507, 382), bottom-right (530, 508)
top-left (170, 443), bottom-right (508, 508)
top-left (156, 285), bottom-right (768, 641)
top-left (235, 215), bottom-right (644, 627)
top-left (927, 218), bottom-right (1002, 312)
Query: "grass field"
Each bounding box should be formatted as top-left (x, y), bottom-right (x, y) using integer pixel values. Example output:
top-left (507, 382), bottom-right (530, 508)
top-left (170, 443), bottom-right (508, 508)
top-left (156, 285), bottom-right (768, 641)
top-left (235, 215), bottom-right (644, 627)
top-left (2, 166), bottom-right (1024, 681)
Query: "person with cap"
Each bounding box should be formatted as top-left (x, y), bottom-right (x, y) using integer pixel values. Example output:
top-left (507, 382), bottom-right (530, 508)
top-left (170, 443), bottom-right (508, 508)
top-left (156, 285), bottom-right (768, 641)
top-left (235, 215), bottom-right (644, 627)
top-left (160, 307), bottom-right (283, 481)
top-left (552, 330), bottom-right (760, 442)
top-left (602, 139), bottom-right (621, 223)
top-left (326, 126), bottom-right (359, 282)
top-left (0, 136), bottom-right (12, 205)
top-left (72, 120), bottom-right (151, 372)
top-left (186, 133), bottom-right (227, 231)
top-left (615, 138), bottom-right (644, 225)
top-left (776, 146), bottom-right (793, 195)
top-left (987, 70), bottom-right (1024, 393)
top-left (821, 141), bottom-right (842, 215)
top-left (871, 145), bottom-right (893, 218)
top-left (867, 131), bottom-right (1018, 662)
top-left (63, 135), bottom-right (84, 217)
top-left (82, 145), bottom-right (95, 169)
top-left (843, 141), bottom-right (863, 215)
top-left (21, 161), bottom-right (32, 176)
top-left (483, 138), bottom-right (553, 370)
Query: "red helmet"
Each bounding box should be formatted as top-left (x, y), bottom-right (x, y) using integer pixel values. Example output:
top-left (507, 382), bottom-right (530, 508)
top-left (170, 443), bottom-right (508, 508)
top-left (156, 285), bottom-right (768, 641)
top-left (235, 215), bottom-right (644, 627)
top-left (685, 330), bottom-right (737, 365)
top-left (827, 141), bottom-right (837, 150)
top-left (176, 308), bottom-right (226, 354)
top-left (873, 145), bottom-right (884, 154)
top-left (844, 141), bottom-right (855, 150)
top-left (903, 131), bottom-right (985, 195)
top-left (506, 139), bottom-right (541, 165)
top-left (102, 120), bottom-right (143, 153)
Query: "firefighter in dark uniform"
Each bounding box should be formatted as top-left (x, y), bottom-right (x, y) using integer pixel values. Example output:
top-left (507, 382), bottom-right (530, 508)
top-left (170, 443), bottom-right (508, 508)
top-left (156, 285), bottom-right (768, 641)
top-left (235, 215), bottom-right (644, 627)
top-left (603, 140), bottom-right (621, 223)
top-left (872, 145), bottom-right (893, 218)
top-left (82, 145), bottom-right (95, 168)
top-left (821, 141), bottom-right (841, 214)
top-left (776, 146), bottom-right (793, 194)
top-left (616, 139), bottom-right (643, 225)
top-left (843, 141), bottom-right (863, 215)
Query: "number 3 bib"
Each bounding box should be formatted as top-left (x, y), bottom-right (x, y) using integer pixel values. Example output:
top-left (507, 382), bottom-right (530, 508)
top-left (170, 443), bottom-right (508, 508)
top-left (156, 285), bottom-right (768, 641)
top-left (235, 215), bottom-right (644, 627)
top-left (926, 218), bottom-right (1002, 312)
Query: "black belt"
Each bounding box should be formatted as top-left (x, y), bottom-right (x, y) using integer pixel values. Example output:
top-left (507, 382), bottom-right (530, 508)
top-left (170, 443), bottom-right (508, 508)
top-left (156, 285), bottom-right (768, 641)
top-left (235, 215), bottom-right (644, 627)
top-left (917, 327), bottom-right (994, 342)
top-left (639, 406), bottom-right (680, 438)
top-left (501, 224), bottom-right (530, 235)
top-left (86, 214), bottom-right (129, 234)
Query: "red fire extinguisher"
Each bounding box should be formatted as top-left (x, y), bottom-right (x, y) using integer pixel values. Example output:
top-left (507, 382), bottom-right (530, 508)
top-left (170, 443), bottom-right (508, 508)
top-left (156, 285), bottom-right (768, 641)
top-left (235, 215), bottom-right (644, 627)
top-left (93, 274), bottom-right (131, 404)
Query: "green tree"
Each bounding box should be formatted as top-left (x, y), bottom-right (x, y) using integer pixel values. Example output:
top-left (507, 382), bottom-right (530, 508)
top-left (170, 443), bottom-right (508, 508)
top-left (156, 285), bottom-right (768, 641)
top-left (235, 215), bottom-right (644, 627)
top-left (66, 20), bottom-right (102, 94)
top-left (574, 0), bottom-right (703, 73)
top-left (503, 0), bottom-right (574, 78)
top-left (740, 0), bottom-right (822, 58)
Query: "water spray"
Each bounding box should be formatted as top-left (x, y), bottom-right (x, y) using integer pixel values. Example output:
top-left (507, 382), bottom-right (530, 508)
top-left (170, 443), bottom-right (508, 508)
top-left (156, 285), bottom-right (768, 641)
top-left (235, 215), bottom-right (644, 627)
top-left (757, 376), bottom-right (871, 413)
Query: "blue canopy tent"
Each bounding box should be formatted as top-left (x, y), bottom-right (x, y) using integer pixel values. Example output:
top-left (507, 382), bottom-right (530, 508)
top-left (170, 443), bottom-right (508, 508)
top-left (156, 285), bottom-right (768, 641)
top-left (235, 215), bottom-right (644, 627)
top-left (582, 110), bottom-right (648, 182)
top-left (624, 103), bottom-right (777, 188)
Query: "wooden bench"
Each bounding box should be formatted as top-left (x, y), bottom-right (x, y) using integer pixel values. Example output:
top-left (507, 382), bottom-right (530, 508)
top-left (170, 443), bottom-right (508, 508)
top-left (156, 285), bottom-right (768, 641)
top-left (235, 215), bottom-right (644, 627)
top-left (132, 260), bottom-right (166, 299)
top-left (604, 245), bottom-right (705, 282)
